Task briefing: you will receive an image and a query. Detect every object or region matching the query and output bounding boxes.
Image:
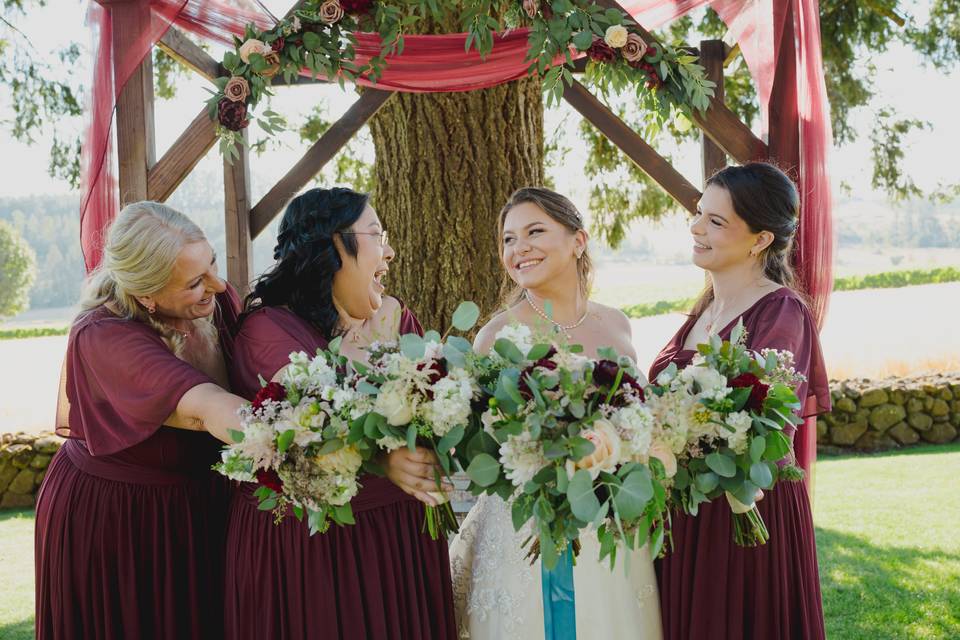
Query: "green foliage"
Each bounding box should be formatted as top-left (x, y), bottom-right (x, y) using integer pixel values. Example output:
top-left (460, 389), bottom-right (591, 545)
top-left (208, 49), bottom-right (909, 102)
top-left (0, 326), bottom-right (67, 339)
top-left (0, 219), bottom-right (36, 318)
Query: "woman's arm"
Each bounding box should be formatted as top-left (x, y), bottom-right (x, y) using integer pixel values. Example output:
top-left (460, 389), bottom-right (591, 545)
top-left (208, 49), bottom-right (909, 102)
top-left (164, 383), bottom-right (246, 444)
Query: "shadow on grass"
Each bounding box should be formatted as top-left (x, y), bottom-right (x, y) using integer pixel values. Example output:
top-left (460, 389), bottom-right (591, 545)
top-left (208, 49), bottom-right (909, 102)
top-left (818, 441), bottom-right (960, 462)
top-left (817, 527), bottom-right (960, 639)
top-left (0, 616), bottom-right (34, 640)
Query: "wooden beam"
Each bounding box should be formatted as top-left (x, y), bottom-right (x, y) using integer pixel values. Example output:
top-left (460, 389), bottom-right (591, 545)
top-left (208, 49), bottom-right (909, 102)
top-left (563, 80), bottom-right (700, 215)
top-left (699, 40), bottom-right (727, 183)
top-left (147, 109), bottom-right (218, 202)
top-left (596, 0), bottom-right (767, 163)
top-left (224, 129), bottom-right (253, 295)
top-left (157, 26), bottom-right (223, 82)
top-left (250, 88), bottom-right (395, 238)
top-left (109, 0), bottom-right (155, 206)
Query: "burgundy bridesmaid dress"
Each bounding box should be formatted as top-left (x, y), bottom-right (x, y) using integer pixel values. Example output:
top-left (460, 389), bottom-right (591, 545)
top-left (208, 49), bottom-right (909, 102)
top-left (223, 305), bottom-right (457, 640)
top-left (648, 287), bottom-right (831, 640)
top-left (34, 287), bottom-right (240, 640)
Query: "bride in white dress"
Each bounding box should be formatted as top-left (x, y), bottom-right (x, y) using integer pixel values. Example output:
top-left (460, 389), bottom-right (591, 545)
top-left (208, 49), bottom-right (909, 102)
top-left (449, 187), bottom-right (662, 639)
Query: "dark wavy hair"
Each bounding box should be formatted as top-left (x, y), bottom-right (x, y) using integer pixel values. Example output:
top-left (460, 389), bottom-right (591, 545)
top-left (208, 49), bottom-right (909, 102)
top-left (691, 162), bottom-right (803, 316)
top-left (244, 187), bottom-right (369, 338)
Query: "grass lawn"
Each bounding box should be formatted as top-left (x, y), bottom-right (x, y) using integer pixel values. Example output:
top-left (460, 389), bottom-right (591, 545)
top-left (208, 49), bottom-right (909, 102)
top-left (1, 443), bottom-right (958, 639)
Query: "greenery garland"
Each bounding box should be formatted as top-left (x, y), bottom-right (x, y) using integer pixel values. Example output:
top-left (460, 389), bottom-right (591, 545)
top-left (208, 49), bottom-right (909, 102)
top-left (206, 0), bottom-right (716, 157)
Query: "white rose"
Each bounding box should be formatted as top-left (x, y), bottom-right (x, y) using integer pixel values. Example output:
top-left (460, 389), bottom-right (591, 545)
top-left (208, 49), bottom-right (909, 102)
top-left (374, 380), bottom-right (414, 426)
top-left (604, 25), bottom-right (629, 49)
top-left (680, 365), bottom-right (729, 399)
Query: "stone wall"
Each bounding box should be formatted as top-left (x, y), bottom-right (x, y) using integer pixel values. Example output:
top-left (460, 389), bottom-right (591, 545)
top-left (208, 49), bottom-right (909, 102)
top-left (817, 373), bottom-right (960, 452)
top-left (0, 431), bottom-right (62, 509)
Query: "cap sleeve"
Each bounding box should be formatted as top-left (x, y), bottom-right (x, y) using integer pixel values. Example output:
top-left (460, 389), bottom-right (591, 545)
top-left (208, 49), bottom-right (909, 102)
top-left (399, 306), bottom-right (424, 337)
top-left (745, 292), bottom-right (831, 417)
top-left (64, 316), bottom-right (213, 456)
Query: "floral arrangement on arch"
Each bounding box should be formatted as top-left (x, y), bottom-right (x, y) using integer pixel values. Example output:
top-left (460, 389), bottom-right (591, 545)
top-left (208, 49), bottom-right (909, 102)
top-left (208, 0), bottom-right (716, 158)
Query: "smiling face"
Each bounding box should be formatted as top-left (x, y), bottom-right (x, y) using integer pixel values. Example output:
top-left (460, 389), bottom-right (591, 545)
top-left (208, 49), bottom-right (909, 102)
top-left (500, 201), bottom-right (586, 292)
top-left (137, 241), bottom-right (225, 321)
top-left (690, 184), bottom-right (772, 274)
top-left (332, 204), bottom-right (394, 320)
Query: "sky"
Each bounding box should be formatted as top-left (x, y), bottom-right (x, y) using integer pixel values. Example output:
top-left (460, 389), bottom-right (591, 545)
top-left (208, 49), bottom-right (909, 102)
top-left (1, 0), bottom-right (958, 219)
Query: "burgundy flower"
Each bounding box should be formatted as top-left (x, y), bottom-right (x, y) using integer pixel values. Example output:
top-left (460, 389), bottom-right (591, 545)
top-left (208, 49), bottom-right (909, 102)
top-left (252, 381), bottom-right (286, 410)
top-left (270, 37), bottom-right (285, 52)
top-left (518, 347), bottom-right (558, 398)
top-left (586, 38), bottom-right (617, 63)
top-left (729, 373), bottom-right (770, 412)
top-left (593, 360), bottom-right (645, 403)
top-left (217, 98), bottom-right (249, 131)
top-left (256, 469), bottom-right (283, 493)
top-left (341, 0), bottom-right (374, 14)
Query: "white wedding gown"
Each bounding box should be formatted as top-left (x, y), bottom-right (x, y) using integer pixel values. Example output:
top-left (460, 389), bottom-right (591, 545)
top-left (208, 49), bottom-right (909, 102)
top-left (450, 493), bottom-right (663, 639)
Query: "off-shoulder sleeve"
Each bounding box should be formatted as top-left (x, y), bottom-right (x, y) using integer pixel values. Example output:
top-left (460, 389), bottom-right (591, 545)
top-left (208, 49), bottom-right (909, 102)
top-left (65, 319), bottom-right (213, 456)
top-left (746, 293), bottom-right (831, 417)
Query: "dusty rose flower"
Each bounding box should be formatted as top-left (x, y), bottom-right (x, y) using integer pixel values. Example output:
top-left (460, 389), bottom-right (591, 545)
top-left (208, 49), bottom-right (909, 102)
top-left (238, 38), bottom-right (268, 64)
top-left (217, 98), bottom-right (249, 131)
top-left (319, 0), bottom-right (345, 24)
top-left (603, 24), bottom-right (629, 49)
top-left (522, 0), bottom-right (538, 19)
top-left (258, 51), bottom-right (281, 78)
top-left (223, 76), bottom-right (250, 103)
top-left (648, 439), bottom-right (677, 478)
top-left (622, 33), bottom-right (648, 62)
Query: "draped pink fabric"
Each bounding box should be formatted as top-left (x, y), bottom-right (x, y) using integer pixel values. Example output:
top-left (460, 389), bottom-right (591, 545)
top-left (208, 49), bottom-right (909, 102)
top-left (80, 0), bottom-right (833, 473)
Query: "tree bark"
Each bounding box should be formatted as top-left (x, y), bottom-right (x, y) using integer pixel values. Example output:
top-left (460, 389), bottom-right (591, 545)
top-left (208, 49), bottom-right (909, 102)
top-left (368, 77), bottom-right (544, 330)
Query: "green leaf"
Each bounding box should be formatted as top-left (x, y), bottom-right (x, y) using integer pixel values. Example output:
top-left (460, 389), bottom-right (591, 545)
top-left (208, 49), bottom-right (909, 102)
top-left (494, 338), bottom-right (525, 364)
top-left (447, 336), bottom-right (473, 353)
top-left (302, 31), bottom-right (322, 51)
top-left (228, 428), bottom-right (245, 443)
top-left (423, 329), bottom-right (442, 343)
top-left (526, 343), bottom-right (552, 361)
top-left (705, 452), bottom-right (737, 477)
top-left (466, 453), bottom-right (501, 487)
top-left (556, 465), bottom-right (570, 493)
top-left (693, 471), bottom-right (720, 494)
top-left (363, 412), bottom-right (385, 439)
top-left (750, 461), bottom-right (774, 488)
top-left (763, 430), bottom-right (792, 461)
top-left (452, 301), bottom-right (481, 331)
top-left (277, 429), bottom-right (295, 454)
top-left (568, 435), bottom-right (595, 460)
top-left (357, 380), bottom-right (380, 395)
top-left (567, 469), bottom-right (601, 522)
top-left (437, 424), bottom-right (465, 454)
top-left (750, 435), bottom-right (766, 462)
top-left (406, 423), bottom-right (418, 452)
top-left (400, 333), bottom-right (426, 359)
top-left (316, 438), bottom-right (343, 455)
top-left (614, 468), bottom-right (654, 520)
top-left (572, 30), bottom-right (594, 51)
top-left (333, 503), bottom-right (355, 525)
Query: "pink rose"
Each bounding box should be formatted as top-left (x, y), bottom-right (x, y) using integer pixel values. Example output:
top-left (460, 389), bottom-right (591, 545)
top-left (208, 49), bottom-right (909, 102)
top-left (223, 76), bottom-right (250, 103)
top-left (319, 0), bottom-right (345, 24)
top-left (575, 419), bottom-right (621, 479)
top-left (522, 0), bottom-right (538, 19)
top-left (238, 38), bottom-right (267, 64)
top-left (622, 33), bottom-right (648, 63)
top-left (648, 440), bottom-right (677, 478)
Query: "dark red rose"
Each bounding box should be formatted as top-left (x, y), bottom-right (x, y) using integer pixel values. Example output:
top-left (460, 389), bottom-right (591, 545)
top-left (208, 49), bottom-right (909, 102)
top-left (729, 372), bottom-right (770, 412)
top-left (270, 37), bottom-right (285, 52)
top-left (593, 360), bottom-right (645, 403)
top-left (217, 98), bottom-right (249, 131)
top-left (256, 469), bottom-right (283, 493)
top-left (586, 38), bottom-right (617, 63)
top-left (518, 347), bottom-right (558, 398)
top-left (252, 381), bottom-right (286, 410)
top-left (341, 0), bottom-right (374, 14)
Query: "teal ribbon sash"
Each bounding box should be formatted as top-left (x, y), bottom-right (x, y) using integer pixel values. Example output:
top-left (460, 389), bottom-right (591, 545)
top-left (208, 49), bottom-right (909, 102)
top-left (541, 545), bottom-right (576, 640)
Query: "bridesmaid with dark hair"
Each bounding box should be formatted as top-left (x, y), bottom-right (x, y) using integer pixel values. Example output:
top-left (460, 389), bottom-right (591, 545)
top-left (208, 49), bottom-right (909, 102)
top-left (648, 163), bottom-right (831, 640)
top-left (224, 187), bottom-right (457, 640)
top-left (35, 201), bottom-right (246, 639)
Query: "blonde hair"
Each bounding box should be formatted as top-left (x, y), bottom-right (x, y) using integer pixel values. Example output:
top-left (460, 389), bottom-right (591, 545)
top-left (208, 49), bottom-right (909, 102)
top-left (79, 201), bottom-right (218, 356)
top-left (496, 187), bottom-right (594, 309)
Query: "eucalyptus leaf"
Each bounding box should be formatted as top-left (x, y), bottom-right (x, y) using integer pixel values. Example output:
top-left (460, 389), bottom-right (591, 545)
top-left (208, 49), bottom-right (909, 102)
top-left (452, 301), bottom-right (481, 331)
top-left (466, 453), bottom-right (501, 487)
top-left (705, 452), bottom-right (737, 478)
top-left (567, 469), bottom-right (601, 522)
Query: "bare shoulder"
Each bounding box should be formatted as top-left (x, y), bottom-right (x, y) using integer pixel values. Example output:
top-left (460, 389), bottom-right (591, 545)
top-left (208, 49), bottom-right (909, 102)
top-left (370, 295), bottom-right (403, 338)
top-left (591, 301), bottom-right (632, 334)
top-left (474, 308), bottom-right (516, 354)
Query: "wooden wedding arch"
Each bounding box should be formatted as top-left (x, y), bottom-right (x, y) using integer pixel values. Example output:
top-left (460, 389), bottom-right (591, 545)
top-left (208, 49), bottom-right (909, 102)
top-left (93, 0), bottom-right (804, 297)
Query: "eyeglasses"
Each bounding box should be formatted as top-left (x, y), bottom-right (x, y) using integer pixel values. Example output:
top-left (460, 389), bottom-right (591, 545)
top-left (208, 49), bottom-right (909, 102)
top-left (340, 230), bottom-right (389, 247)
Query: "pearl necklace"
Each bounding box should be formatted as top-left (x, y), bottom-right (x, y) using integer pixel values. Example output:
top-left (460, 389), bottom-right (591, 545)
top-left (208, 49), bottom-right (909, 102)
top-left (524, 290), bottom-right (588, 333)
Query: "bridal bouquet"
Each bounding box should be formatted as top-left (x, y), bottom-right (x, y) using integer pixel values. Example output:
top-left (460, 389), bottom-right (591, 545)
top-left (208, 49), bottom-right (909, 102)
top-left (460, 324), bottom-right (669, 570)
top-left (216, 340), bottom-right (377, 535)
top-left (646, 319), bottom-right (806, 546)
top-left (355, 302), bottom-right (483, 539)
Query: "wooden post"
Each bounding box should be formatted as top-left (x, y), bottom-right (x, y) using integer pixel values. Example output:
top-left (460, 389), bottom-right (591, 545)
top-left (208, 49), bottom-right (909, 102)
top-left (700, 40), bottom-right (726, 183)
top-left (224, 130), bottom-right (253, 296)
top-left (104, 0), bottom-right (156, 207)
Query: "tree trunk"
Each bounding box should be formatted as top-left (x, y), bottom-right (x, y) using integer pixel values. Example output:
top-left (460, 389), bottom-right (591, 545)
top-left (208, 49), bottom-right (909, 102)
top-left (368, 77), bottom-right (544, 330)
